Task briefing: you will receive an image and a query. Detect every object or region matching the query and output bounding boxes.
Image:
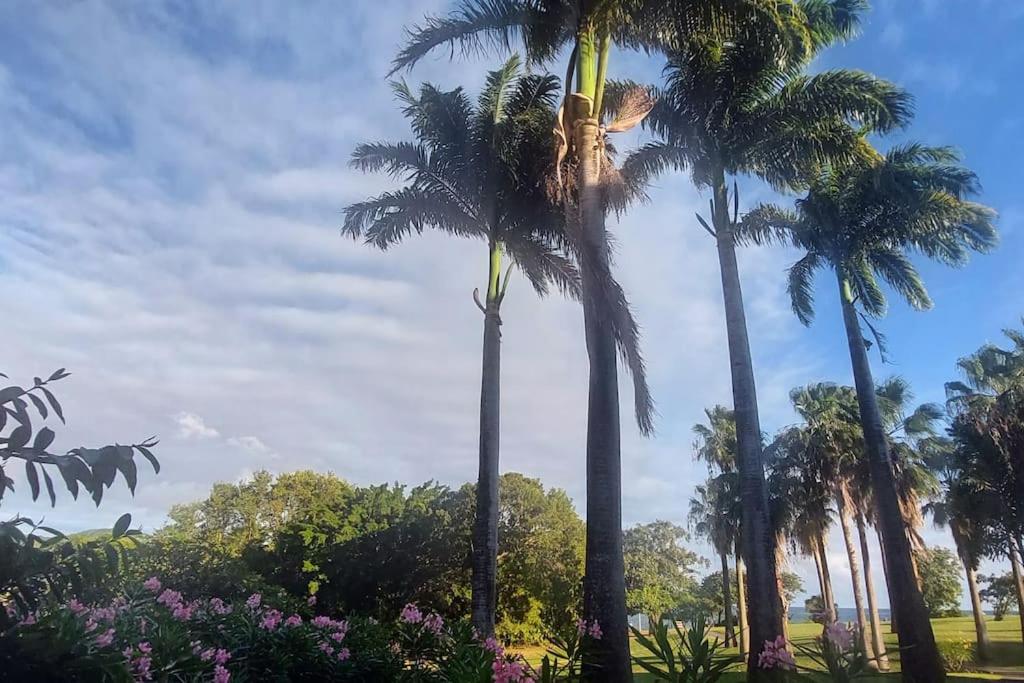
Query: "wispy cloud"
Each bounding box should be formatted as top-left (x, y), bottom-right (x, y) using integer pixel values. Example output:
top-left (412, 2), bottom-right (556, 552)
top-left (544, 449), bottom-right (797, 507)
top-left (175, 412), bottom-right (220, 440)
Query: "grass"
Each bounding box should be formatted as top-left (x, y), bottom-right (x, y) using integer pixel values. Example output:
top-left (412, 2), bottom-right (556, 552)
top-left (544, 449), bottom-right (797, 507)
top-left (514, 616), bottom-right (1024, 681)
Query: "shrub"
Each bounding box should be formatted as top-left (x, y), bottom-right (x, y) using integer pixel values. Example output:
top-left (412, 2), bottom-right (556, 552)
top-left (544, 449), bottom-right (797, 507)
top-left (938, 638), bottom-right (975, 673)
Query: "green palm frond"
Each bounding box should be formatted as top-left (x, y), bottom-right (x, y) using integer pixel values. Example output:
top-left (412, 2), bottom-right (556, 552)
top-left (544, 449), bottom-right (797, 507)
top-left (505, 235), bottom-right (581, 299)
top-left (477, 54), bottom-right (523, 125)
top-left (735, 203), bottom-right (802, 246)
top-left (619, 142), bottom-right (690, 190)
top-left (786, 251), bottom-right (823, 325)
top-left (866, 247), bottom-right (931, 311)
top-left (343, 187), bottom-right (483, 249)
top-left (350, 141), bottom-right (428, 179)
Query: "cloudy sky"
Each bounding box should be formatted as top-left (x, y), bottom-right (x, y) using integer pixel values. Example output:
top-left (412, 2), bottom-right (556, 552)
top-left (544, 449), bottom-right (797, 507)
top-left (2, 1), bottom-right (1022, 611)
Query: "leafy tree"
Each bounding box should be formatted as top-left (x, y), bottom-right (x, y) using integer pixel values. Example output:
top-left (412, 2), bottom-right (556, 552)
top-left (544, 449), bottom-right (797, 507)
top-left (804, 595), bottom-right (829, 625)
top-left (780, 572), bottom-right (804, 607)
top-left (743, 144), bottom-right (997, 681)
top-left (623, 521), bottom-right (700, 619)
top-left (979, 573), bottom-right (1017, 621)
top-left (689, 477), bottom-right (738, 649)
top-left (343, 56), bottom-right (574, 637)
top-left (915, 548), bottom-right (964, 618)
top-left (626, 1), bottom-right (910, 655)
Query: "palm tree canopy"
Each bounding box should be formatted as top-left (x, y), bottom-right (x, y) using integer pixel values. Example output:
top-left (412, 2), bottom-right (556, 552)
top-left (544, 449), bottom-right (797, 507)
top-left (344, 56), bottom-right (580, 298)
top-left (689, 473), bottom-right (741, 556)
top-left (740, 143), bottom-right (997, 325)
top-left (692, 405), bottom-right (738, 473)
top-left (625, 0), bottom-right (911, 192)
top-left (946, 320), bottom-right (1024, 407)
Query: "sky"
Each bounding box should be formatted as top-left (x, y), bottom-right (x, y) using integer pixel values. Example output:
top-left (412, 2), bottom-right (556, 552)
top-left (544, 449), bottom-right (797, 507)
top-left (1, 1), bottom-right (1022, 612)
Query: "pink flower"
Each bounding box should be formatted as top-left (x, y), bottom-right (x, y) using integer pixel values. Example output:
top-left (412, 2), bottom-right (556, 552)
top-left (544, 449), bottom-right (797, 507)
top-left (156, 589), bottom-right (183, 609)
top-left (123, 645), bottom-right (133, 658)
top-left (587, 621), bottom-right (602, 640)
top-left (758, 636), bottom-right (795, 671)
top-left (133, 655), bottom-right (153, 681)
top-left (492, 655), bottom-right (535, 683)
top-left (307, 595), bottom-right (317, 606)
top-left (318, 641), bottom-right (335, 656)
top-left (138, 642), bottom-right (152, 654)
top-left (142, 577), bottom-right (162, 593)
top-left (209, 597), bottom-right (232, 615)
top-left (200, 648), bottom-right (216, 662)
top-left (400, 603), bottom-right (423, 624)
top-left (91, 606), bottom-right (117, 623)
top-left (245, 593), bottom-right (262, 610)
top-left (214, 649), bottom-right (231, 666)
top-left (95, 628), bottom-right (116, 648)
top-left (84, 618), bottom-right (98, 633)
top-left (19, 613), bottom-right (37, 626)
top-left (337, 648), bottom-right (350, 661)
top-left (260, 609), bottom-right (283, 631)
top-left (825, 621), bottom-right (854, 652)
top-left (172, 603), bottom-right (195, 621)
top-left (67, 599), bottom-right (89, 616)
top-left (483, 637), bottom-right (503, 655)
top-left (213, 664), bottom-right (230, 683)
top-left (423, 612), bottom-right (444, 635)
top-left (284, 614), bottom-right (303, 627)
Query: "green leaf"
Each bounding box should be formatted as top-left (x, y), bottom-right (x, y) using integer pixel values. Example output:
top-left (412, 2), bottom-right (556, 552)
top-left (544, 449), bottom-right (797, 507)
top-left (48, 368), bottom-right (67, 381)
top-left (112, 513), bottom-right (131, 539)
top-left (25, 461), bottom-right (40, 500)
top-left (0, 386), bottom-right (24, 404)
top-left (8, 424), bottom-right (31, 451)
top-left (135, 444), bottom-right (160, 474)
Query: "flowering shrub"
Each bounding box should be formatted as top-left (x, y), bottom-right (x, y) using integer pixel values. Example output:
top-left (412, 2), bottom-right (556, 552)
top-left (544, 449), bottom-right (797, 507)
top-left (758, 621), bottom-right (871, 682)
top-left (3, 584), bottom-right (592, 682)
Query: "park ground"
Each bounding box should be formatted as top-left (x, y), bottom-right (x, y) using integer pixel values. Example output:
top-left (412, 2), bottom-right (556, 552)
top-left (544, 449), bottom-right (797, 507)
top-left (515, 616), bottom-right (1024, 681)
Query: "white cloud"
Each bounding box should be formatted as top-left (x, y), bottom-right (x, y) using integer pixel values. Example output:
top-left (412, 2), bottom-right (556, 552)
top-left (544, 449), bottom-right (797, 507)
top-left (227, 435), bottom-right (273, 456)
top-left (174, 412), bottom-right (220, 440)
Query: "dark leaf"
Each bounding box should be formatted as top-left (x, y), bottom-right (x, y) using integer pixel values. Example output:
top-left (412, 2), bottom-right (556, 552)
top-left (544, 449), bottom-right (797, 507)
top-left (8, 425), bottom-right (31, 451)
top-left (41, 467), bottom-right (56, 507)
top-left (112, 513), bottom-right (131, 539)
top-left (37, 526), bottom-right (66, 540)
top-left (117, 456), bottom-right (138, 495)
top-left (48, 368), bottom-right (67, 382)
top-left (27, 393), bottom-right (48, 419)
top-left (135, 444), bottom-right (160, 474)
top-left (25, 461), bottom-right (40, 501)
top-left (0, 386), bottom-right (24, 404)
top-left (33, 376), bottom-right (42, 386)
top-left (40, 387), bottom-right (64, 423)
top-left (57, 461), bottom-right (80, 499)
top-left (33, 427), bottom-right (55, 452)
top-left (104, 543), bottom-right (119, 570)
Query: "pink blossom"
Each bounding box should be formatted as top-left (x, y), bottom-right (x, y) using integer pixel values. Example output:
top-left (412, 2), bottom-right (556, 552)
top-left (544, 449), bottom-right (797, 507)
top-left (587, 621), bottom-right (602, 640)
top-left (330, 630), bottom-right (347, 642)
top-left (245, 593), bottom-right (262, 610)
top-left (337, 648), bottom-right (350, 661)
top-left (132, 655), bottom-right (153, 681)
top-left (213, 649), bottom-right (232, 666)
top-left (825, 621), bottom-right (854, 652)
top-left (284, 614), bottom-right (303, 627)
top-left (84, 618), bottom-right (98, 633)
top-left (307, 595), bottom-right (317, 606)
top-left (492, 655), bottom-right (535, 683)
top-left (156, 589), bottom-right (182, 609)
top-left (200, 648), bottom-right (216, 662)
top-left (172, 603), bottom-right (195, 621)
top-left (483, 637), bottom-right (503, 655)
top-left (138, 642), bottom-right (152, 654)
top-left (423, 612), bottom-right (444, 635)
top-left (95, 628), bottom-right (116, 648)
top-left (399, 603), bottom-right (423, 624)
top-left (19, 613), bottom-right (37, 626)
top-left (260, 609), bottom-right (283, 631)
top-left (67, 599), bottom-right (89, 616)
top-left (142, 577), bottom-right (161, 593)
top-left (91, 606), bottom-right (117, 623)
top-left (757, 636), bottom-right (795, 671)
top-left (213, 665), bottom-right (231, 683)
top-left (318, 641), bottom-right (335, 656)
top-left (122, 646), bottom-right (133, 659)
top-left (208, 598), bottom-right (232, 615)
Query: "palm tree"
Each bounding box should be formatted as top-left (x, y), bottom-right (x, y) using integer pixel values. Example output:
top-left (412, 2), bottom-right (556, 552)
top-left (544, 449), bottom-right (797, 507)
top-left (689, 479), bottom-right (738, 647)
top-left (790, 383), bottom-right (879, 667)
top-left (622, 0), bottom-right (911, 657)
top-left (391, 4), bottom-right (824, 676)
top-left (923, 440), bottom-right (993, 662)
top-left (342, 58), bottom-right (578, 636)
top-left (743, 144), bottom-right (997, 681)
top-left (767, 426), bottom-right (838, 624)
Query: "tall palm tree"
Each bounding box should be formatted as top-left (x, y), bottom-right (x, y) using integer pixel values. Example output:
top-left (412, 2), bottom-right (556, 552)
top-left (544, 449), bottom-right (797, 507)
top-left (342, 58), bottom-right (577, 635)
top-left (622, 0), bottom-right (911, 658)
top-left (790, 383), bottom-right (879, 667)
top-left (391, 4), bottom-right (820, 677)
top-left (743, 144), bottom-right (997, 681)
top-left (767, 426), bottom-right (838, 624)
top-left (689, 478), bottom-right (738, 647)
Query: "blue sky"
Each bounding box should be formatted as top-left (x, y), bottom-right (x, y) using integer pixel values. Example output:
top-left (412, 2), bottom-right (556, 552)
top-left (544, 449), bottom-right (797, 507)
top-left (1, 1), bottom-right (1019, 611)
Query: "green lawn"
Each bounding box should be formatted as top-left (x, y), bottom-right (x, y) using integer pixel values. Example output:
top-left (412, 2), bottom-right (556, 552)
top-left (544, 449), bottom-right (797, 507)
top-left (515, 616), bottom-right (1024, 681)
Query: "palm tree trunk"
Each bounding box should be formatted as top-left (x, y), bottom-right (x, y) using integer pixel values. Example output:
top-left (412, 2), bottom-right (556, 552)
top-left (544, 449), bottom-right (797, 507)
top-left (576, 93), bottom-right (631, 681)
top-left (876, 527), bottom-right (899, 634)
top-left (838, 276), bottom-right (945, 682)
top-left (811, 543), bottom-right (828, 615)
top-left (736, 550), bottom-right (749, 657)
top-left (711, 171), bottom-right (786, 670)
top-left (470, 242), bottom-right (503, 637)
top-left (951, 525), bottom-right (990, 661)
top-left (856, 510), bottom-right (890, 671)
top-left (835, 488), bottom-right (876, 668)
top-left (1010, 542), bottom-right (1024, 645)
top-left (721, 550), bottom-right (735, 647)
top-left (818, 534), bottom-right (838, 624)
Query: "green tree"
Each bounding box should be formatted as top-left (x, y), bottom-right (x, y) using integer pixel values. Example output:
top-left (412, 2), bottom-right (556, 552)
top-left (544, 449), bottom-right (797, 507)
top-left (979, 573), bottom-right (1018, 621)
top-left (343, 57), bottom-right (575, 637)
top-left (915, 547), bottom-right (964, 618)
top-left (625, 2), bottom-right (910, 656)
top-left (689, 475), bottom-right (741, 651)
top-left (623, 521), bottom-right (700, 619)
top-left (391, 3), bottom-right (820, 677)
top-left (743, 144), bottom-right (997, 682)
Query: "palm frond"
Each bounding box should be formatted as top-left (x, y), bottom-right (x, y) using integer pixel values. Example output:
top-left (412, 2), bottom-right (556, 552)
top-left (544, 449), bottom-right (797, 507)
top-left (735, 203), bottom-right (802, 246)
top-left (505, 235), bottom-right (581, 299)
top-left (786, 251), bottom-right (822, 325)
top-left (477, 54), bottom-right (522, 125)
top-left (349, 141), bottom-right (428, 179)
top-left (342, 187), bottom-right (482, 249)
top-left (619, 142), bottom-right (689, 189)
top-left (867, 247), bottom-right (932, 311)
